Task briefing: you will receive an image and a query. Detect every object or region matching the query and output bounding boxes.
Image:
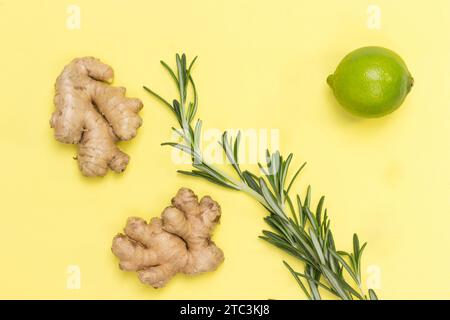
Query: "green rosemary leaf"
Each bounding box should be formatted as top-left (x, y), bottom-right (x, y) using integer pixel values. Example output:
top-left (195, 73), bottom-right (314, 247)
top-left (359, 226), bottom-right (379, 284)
top-left (337, 250), bottom-right (351, 258)
top-left (296, 195), bottom-right (306, 227)
top-left (186, 102), bottom-right (195, 123)
top-left (176, 54), bottom-right (185, 103)
top-left (161, 142), bottom-right (193, 156)
top-left (261, 236), bottom-right (300, 259)
top-left (316, 196), bottom-right (325, 227)
top-left (242, 171), bottom-right (261, 193)
top-left (181, 54), bottom-right (189, 100)
top-left (293, 271), bottom-right (337, 296)
top-left (329, 250), bottom-right (360, 286)
top-left (261, 230), bottom-right (288, 244)
top-left (177, 170), bottom-right (237, 190)
top-left (359, 242), bottom-right (367, 259)
top-left (259, 178), bottom-right (285, 217)
top-left (353, 233), bottom-right (360, 258)
top-left (188, 75), bottom-right (198, 121)
top-left (143, 86), bottom-right (173, 109)
top-left (260, 234), bottom-right (312, 264)
top-left (281, 154), bottom-right (293, 189)
top-left (309, 229), bottom-right (326, 265)
top-left (326, 231), bottom-right (337, 263)
top-left (271, 151), bottom-right (281, 192)
top-left (285, 194), bottom-right (299, 227)
top-left (233, 131), bottom-right (241, 163)
top-left (303, 206), bottom-right (318, 231)
top-left (305, 265), bottom-right (321, 300)
top-left (285, 159), bottom-right (303, 192)
top-left (369, 289), bottom-right (378, 300)
top-left (264, 216), bottom-right (294, 244)
top-left (172, 100), bottom-right (182, 123)
top-left (221, 132), bottom-right (237, 168)
top-left (187, 56), bottom-right (198, 75)
top-left (323, 264), bottom-right (365, 300)
top-left (160, 60), bottom-right (179, 86)
top-left (273, 221), bottom-right (317, 264)
top-left (355, 241), bottom-right (367, 283)
top-left (322, 209), bottom-right (329, 235)
top-left (305, 185), bottom-right (312, 208)
top-left (283, 261), bottom-right (312, 300)
top-left (259, 158), bottom-right (278, 200)
top-left (257, 162), bottom-right (270, 177)
top-left (192, 163), bottom-right (231, 186)
top-left (333, 273), bottom-right (365, 300)
top-left (321, 267), bottom-right (351, 300)
top-left (327, 250), bottom-right (338, 274)
top-left (193, 119), bottom-right (202, 152)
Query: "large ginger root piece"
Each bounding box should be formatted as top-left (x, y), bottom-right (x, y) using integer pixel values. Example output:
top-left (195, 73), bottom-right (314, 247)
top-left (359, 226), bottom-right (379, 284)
top-left (112, 188), bottom-right (224, 288)
top-left (50, 57), bottom-right (143, 176)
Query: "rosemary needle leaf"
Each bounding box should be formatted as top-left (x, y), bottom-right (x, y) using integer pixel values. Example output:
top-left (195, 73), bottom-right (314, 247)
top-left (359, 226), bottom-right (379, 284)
top-left (283, 261), bottom-right (312, 300)
top-left (353, 233), bottom-right (360, 257)
top-left (359, 242), bottom-right (368, 258)
top-left (294, 272), bottom-right (337, 296)
top-left (316, 196), bottom-right (325, 227)
top-left (322, 268), bottom-right (351, 300)
top-left (242, 171), bottom-right (261, 193)
top-left (305, 185), bottom-right (312, 208)
top-left (143, 86), bottom-right (173, 109)
top-left (369, 289), bottom-right (378, 300)
top-left (160, 60), bottom-right (179, 86)
top-left (161, 142), bottom-right (193, 156)
top-left (309, 229), bottom-right (326, 265)
top-left (187, 56), bottom-right (198, 78)
top-left (177, 170), bottom-right (237, 190)
top-left (233, 131), bottom-right (241, 162)
top-left (329, 250), bottom-right (360, 286)
top-left (286, 162), bottom-right (306, 194)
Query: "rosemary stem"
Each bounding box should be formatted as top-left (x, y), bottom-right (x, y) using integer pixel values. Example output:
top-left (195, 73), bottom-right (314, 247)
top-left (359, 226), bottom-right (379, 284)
top-left (179, 119), bottom-right (269, 206)
top-left (146, 53), bottom-right (376, 301)
top-left (240, 183), bottom-right (270, 207)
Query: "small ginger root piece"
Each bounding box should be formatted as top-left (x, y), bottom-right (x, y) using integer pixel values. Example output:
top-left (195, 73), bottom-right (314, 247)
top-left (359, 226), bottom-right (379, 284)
top-left (50, 57), bottom-right (143, 176)
top-left (112, 188), bottom-right (224, 288)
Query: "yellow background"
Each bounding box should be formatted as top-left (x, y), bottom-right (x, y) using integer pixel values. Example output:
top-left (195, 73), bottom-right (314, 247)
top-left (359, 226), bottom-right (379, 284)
top-left (0, 0), bottom-right (449, 299)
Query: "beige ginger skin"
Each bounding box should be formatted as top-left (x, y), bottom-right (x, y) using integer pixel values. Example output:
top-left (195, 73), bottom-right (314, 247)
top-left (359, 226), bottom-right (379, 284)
top-left (112, 188), bottom-right (224, 288)
top-left (50, 57), bottom-right (143, 176)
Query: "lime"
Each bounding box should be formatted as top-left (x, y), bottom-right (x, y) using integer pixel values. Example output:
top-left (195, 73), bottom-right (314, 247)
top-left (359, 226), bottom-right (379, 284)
top-left (327, 46), bottom-right (414, 118)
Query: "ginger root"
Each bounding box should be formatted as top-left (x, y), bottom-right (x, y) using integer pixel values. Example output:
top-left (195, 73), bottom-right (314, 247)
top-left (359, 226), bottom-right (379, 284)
top-left (50, 57), bottom-right (143, 176)
top-left (112, 188), bottom-right (224, 288)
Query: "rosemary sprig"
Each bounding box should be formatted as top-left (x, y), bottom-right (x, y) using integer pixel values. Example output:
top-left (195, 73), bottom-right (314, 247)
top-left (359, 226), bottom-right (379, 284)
top-left (144, 54), bottom-right (378, 300)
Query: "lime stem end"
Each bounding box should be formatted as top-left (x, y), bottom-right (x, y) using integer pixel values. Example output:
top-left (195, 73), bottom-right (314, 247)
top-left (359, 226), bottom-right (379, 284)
top-left (327, 74), bottom-right (334, 87)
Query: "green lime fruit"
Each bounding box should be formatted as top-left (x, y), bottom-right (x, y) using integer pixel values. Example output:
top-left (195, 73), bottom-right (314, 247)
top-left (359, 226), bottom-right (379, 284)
top-left (327, 46), bottom-right (414, 118)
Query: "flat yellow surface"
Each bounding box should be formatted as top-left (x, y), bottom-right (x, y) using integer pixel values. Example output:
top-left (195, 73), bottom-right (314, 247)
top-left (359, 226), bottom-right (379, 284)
top-left (0, 0), bottom-right (449, 300)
